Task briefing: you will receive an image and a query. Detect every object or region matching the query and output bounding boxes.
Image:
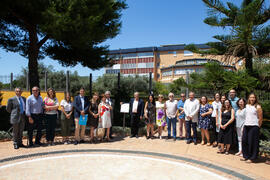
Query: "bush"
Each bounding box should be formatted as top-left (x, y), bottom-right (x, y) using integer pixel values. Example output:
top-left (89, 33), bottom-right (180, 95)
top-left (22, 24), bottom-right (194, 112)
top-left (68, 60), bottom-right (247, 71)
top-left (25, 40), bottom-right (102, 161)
top-left (261, 101), bottom-right (270, 120)
top-left (0, 106), bottom-right (10, 131)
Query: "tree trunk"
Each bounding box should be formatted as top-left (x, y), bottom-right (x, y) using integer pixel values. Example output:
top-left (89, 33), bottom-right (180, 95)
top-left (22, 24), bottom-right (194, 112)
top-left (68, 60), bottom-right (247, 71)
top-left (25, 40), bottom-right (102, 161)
top-left (245, 52), bottom-right (253, 75)
top-left (28, 25), bottom-right (40, 92)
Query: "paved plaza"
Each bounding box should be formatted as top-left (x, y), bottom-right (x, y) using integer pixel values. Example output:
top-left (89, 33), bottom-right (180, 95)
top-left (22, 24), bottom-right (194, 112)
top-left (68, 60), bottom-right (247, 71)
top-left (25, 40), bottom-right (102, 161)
top-left (0, 135), bottom-right (269, 180)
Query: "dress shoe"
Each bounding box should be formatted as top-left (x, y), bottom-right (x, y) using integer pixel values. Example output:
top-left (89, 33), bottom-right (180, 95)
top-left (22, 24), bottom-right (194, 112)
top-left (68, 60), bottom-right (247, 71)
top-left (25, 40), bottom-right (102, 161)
top-left (19, 144), bottom-right (27, 148)
top-left (28, 142), bottom-right (34, 148)
top-left (14, 144), bottom-right (19, 149)
top-left (166, 136), bottom-right (171, 140)
top-left (80, 140), bottom-right (85, 143)
top-left (136, 135), bottom-right (139, 138)
top-left (35, 142), bottom-right (44, 146)
top-left (74, 141), bottom-right (79, 145)
top-left (194, 141), bottom-right (197, 145)
top-left (173, 138), bottom-right (176, 141)
top-left (186, 140), bottom-right (191, 144)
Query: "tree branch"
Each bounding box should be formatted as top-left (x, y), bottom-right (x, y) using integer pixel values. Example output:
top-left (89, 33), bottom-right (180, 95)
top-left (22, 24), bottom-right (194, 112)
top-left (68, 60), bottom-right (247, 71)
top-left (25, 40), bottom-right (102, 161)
top-left (202, 0), bottom-right (230, 17)
top-left (37, 35), bottom-right (49, 48)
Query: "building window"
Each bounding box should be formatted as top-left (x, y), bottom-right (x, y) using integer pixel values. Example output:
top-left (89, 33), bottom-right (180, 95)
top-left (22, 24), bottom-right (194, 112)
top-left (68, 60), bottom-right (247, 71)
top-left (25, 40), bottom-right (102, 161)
top-left (173, 51), bottom-right (177, 57)
top-left (121, 63), bottom-right (136, 69)
top-left (184, 50), bottom-right (193, 56)
top-left (137, 52), bottom-right (154, 58)
top-left (122, 53), bottom-right (137, 59)
top-left (162, 70), bottom-right (172, 77)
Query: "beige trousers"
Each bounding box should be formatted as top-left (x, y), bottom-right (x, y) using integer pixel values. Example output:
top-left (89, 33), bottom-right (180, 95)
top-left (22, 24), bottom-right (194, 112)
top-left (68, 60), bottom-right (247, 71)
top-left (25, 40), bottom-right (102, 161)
top-left (74, 118), bottom-right (86, 141)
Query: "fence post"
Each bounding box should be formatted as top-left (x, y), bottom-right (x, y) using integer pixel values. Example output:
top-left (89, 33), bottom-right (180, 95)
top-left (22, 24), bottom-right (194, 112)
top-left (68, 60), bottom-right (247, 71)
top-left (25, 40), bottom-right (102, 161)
top-left (185, 71), bottom-right (189, 98)
top-left (149, 72), bottom-right (152, 94)
top-left (10, 73), bottom-right (13, 90)
top-left (117, 72), bottom-right (120, 92)
top-left (89, 73), bottom-right (92, 98)
top-left (44, 71), bottom-right (47, 91)
top-left (66, 71), bottom-right (70, 93)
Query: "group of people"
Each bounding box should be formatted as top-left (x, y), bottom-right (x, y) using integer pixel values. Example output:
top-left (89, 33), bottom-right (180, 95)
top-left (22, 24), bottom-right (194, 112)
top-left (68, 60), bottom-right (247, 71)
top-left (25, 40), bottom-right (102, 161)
top-left (6, 87), bottom-right (114, 149)
top-left (6, 87), bottom-right (263, 163)
top-left (128, 89), bottom-right (263, 163)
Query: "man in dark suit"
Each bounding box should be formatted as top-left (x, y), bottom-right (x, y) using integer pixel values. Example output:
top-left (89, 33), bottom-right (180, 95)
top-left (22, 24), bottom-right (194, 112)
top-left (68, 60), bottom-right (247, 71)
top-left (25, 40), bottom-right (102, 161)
top-left (73, 87), bottom-right (89, 145)
top-left (6, 87), bottom-right (26, 149)
top-left (129, 92), bottom-right (144, 138)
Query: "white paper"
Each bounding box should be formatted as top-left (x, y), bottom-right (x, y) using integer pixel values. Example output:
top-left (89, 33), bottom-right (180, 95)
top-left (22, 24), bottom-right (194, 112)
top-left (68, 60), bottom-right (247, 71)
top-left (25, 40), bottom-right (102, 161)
top-left (120, 103), bottom-right (130, 113)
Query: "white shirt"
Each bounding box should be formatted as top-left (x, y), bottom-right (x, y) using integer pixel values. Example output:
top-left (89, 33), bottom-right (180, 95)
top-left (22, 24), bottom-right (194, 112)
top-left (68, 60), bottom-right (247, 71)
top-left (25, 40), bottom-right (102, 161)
top-left (80, 95), bottom-right (85, 110)
top-left (106, 98), bottom-right (112, 106)
top-left (165, 100), bottom-right (178, 118)
top-left (211, 101), bottom-right (221, 117)
top-left (236, 108), bottom-right (246, 128)
top-left (184, 98), bottom-right (200, 122)
top-left (60, 100), bottom-right (73, 112)
top-left (245, 105), bottom-right (259, 126)
top-left (132, 100), bottom-right (139, 113)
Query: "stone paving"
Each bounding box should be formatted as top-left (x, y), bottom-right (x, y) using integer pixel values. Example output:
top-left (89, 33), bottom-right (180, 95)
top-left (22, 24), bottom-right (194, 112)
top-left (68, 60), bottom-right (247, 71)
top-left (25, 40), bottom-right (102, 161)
top-left (0, 135), bottom-right (269, 180)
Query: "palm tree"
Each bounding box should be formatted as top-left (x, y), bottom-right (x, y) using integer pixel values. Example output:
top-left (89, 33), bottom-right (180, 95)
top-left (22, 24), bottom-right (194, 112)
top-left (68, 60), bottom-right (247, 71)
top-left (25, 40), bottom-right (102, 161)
top-left (187, 0), bottom-right (270, 75)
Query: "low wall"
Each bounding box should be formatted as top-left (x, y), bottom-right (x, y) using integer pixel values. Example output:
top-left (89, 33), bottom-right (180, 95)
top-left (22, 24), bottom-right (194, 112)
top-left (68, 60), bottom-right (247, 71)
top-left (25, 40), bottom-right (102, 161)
top-left (1, 90), bottom-right (65, 108)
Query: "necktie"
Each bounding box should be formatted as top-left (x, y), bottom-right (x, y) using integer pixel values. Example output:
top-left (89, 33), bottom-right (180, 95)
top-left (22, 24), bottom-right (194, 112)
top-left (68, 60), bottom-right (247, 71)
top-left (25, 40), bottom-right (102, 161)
top-left (19, 98), bottom-right (24, 114)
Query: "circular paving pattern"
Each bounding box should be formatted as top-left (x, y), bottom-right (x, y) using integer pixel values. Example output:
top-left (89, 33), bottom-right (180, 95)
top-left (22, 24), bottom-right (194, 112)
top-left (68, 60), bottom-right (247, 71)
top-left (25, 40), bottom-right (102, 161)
top-left (0, 154), bottom-right (228, 180)
top-left (0, 149), bottom-right (254, 180)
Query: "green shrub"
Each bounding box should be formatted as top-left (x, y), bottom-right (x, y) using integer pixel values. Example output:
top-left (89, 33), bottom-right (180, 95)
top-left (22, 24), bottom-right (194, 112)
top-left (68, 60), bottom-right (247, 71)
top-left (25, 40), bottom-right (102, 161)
top-left (261, 101), bottom-right (270, 120)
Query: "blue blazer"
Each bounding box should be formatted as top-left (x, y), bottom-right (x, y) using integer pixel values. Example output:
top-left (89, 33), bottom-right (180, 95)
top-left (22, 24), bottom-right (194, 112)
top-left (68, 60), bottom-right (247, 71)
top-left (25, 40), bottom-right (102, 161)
top-left (73, 95), bottom-right (90, 118)
top-left (129, 98), bottom-right (144, 117)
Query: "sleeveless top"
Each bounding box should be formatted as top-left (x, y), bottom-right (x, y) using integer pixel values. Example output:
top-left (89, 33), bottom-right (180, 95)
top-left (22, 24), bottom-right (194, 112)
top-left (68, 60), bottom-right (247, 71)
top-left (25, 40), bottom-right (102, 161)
top-left (236, 108), bottom-right (246, 128)
top-left (245, 104), bottom-right (259, 126)
top-left (89, 102), bottom-right (98, 118)
top-left (147, 101), bottom-right (156, 120)
top-left (221, 110), bottom-right (231, 125)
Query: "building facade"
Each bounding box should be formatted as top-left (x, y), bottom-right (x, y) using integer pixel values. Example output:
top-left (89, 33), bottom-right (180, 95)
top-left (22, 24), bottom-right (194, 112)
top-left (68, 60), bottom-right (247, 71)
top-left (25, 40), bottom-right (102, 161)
top-left (106, 44), bottom-right (236, 83)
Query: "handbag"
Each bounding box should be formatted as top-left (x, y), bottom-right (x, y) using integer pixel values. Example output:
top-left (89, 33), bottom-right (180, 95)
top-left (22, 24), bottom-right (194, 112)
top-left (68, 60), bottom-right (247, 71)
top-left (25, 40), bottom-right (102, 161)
top-left (79, 115), bottom-right (88, 125)
top-left (97, 122), bottom-right (105, 139)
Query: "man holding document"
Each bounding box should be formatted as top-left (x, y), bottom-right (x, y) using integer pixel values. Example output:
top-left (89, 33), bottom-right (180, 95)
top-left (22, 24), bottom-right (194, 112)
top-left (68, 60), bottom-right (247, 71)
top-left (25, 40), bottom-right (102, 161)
top-left (73, 87), bottom-right (89, 145)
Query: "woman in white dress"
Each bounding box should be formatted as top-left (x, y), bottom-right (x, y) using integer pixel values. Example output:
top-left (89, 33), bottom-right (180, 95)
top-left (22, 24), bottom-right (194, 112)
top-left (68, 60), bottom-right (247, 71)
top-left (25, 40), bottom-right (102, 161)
top-left (98, 94), bottom-right (112, 141)
top-left (211, 93), bottom-right (222, 147)
top-left (156, 94), bottom-right (166, 139)
top-left (235, 98), bottom-right (246, 156)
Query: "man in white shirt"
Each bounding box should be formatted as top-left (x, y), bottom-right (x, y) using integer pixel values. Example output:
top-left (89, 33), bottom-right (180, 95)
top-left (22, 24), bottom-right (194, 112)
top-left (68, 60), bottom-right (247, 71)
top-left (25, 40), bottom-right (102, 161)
top-left (129, 92), bottom-right (144, 138)
top-left (184, 92), bottom-right (200, 145)
top-left (165, 92), bottom-right (178, 141)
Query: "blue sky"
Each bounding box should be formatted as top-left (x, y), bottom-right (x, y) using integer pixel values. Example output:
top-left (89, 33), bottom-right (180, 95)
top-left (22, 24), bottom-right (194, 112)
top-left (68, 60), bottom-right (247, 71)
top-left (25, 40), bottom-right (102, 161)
top-left (0, 0), bottom-right (246, 78)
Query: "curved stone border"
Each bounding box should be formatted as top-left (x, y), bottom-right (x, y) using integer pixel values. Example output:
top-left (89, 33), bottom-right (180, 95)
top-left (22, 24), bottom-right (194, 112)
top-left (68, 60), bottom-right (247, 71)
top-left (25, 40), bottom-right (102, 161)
top-left (0, 149), bottom-right (253, 180)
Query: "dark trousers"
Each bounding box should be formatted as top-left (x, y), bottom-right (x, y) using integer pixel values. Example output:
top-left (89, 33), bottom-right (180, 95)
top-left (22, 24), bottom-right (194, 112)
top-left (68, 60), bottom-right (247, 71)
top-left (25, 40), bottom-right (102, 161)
top-left (211, 117), bottom-right (218, 143)
top-left (12, 114), bottom-right (25, 145)
top-left (131, 113), bottom-right (140, 136)
top-left (242, 125), bottom-right (260, 160)
top-left (167, 117), bottom-right (177, 138)
top-left (186, 120), bottom-right (197, 142)
top-left (27, 114), bottom-right (43, 144)
top-left (45, 114), bottom-right (57, 142)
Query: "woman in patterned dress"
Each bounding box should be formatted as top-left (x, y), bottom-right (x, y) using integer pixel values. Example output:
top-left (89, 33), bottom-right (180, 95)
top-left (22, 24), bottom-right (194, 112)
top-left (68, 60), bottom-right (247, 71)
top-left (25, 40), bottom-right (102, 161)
top-left (98, 94), bottom-right (112, 142)
top-left (156, 94), bottom-right (166, 139)
top-left (144, 94), bottom-right (156, 139)
top-left (198, 96), bottom-right (213, 146)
